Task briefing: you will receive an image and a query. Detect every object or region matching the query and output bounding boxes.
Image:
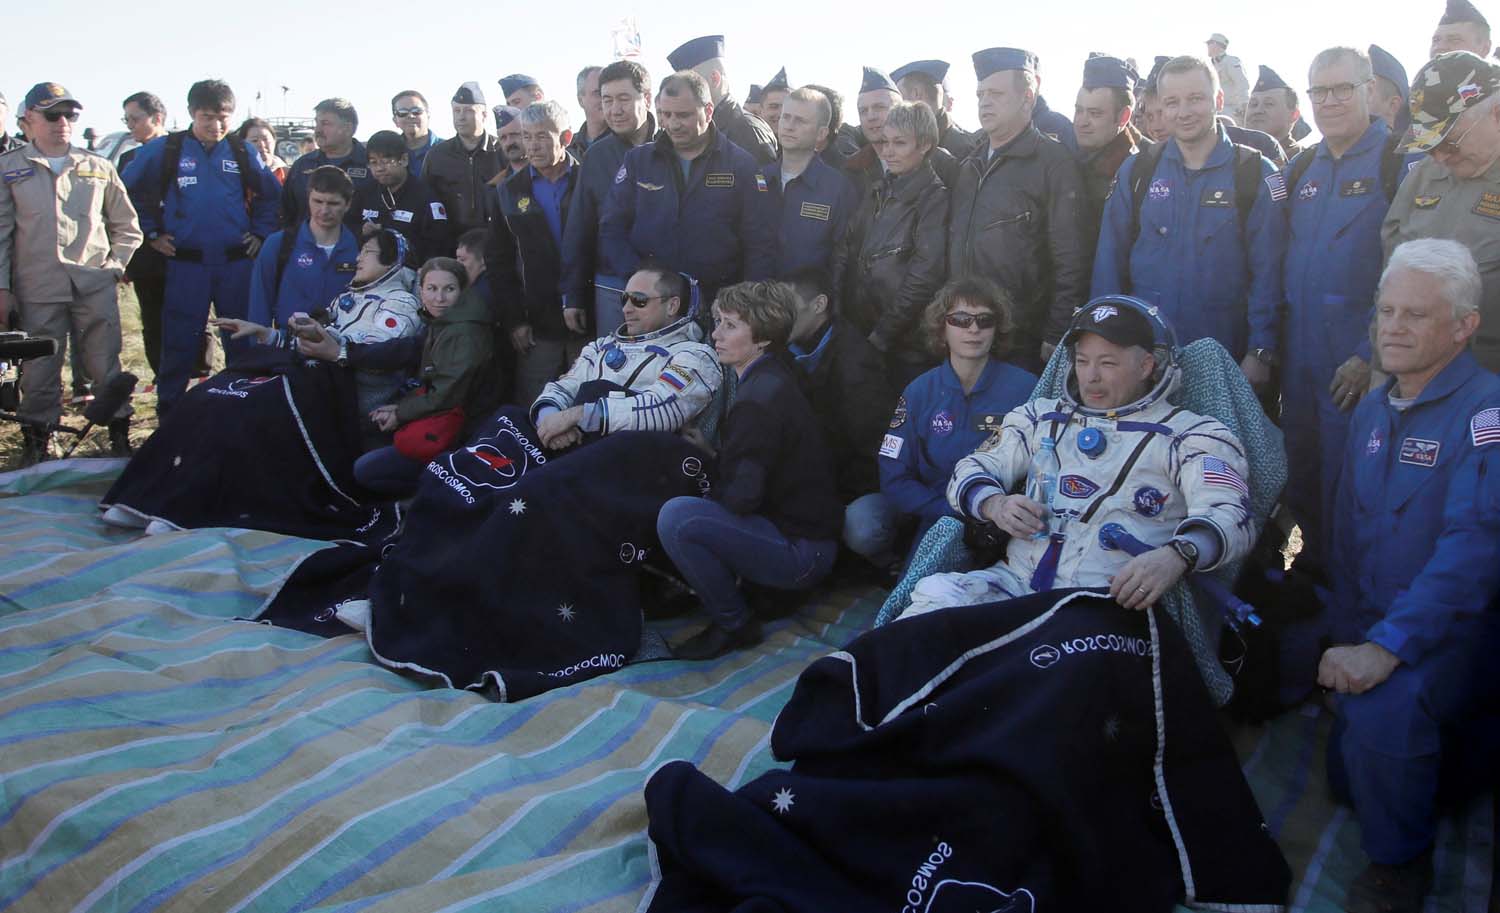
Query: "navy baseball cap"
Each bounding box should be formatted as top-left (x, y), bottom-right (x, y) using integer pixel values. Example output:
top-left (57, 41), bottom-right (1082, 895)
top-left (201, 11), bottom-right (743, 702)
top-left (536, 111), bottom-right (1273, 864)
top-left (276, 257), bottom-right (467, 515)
top-left (668, 35), bottom-right (725, 72)
top-left (974, 48), bottom-right (1039, 82)
top-left (24, 82), bottom-right (81, 113)
top-left (1065, 300), bottom-right (1156, 351)
top-left (499, 74), bottom-right (540, 98)
top-left (1082, 56), bottom-right (1138, 92)
top-left (452, 81), bottom-right (487, 106)
top-left (860, 66), bottom-right (899, 95)
top-left (892, 60), bottom-right (951, 85)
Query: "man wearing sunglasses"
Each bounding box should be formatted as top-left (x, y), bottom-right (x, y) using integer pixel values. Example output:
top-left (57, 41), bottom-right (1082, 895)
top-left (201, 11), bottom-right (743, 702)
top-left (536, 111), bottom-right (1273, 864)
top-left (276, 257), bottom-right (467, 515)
top-left (0, 83), bottom-right (143, 464)
top-left (390, 90), bottom-right (442, 179)
top-left (1383, 51), bottom-right (1500, 371)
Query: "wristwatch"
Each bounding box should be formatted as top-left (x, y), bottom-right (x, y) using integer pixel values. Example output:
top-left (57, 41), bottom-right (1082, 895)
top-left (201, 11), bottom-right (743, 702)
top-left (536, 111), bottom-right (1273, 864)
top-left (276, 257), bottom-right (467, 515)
top-left (335, 338), bottom-right (349, 367)
top-left (1166, 536), bottom-right (1200, 573)
top-left (1252, 347), bottom-right (1279, 368)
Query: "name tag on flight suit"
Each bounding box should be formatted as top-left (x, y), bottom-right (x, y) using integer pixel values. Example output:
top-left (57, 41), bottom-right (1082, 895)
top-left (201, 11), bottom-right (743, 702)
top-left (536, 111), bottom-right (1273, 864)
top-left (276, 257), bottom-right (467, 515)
top-left (705, 173), bottom-right (734, 188)
top-left (1340, 179), bottom-right (1373, 197)
top-left (1199, 187), bottom-right (1233, 208)
top-left (799, 202), bottom-right (831, 221)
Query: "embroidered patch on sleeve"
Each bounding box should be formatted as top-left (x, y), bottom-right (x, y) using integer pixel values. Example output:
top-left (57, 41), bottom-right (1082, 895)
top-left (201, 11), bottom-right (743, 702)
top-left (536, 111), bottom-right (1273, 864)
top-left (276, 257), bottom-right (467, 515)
top-left (1471, 408), bottom-right (1500, 446)
top-left (659, 365), bottom-right (693, 391)
top-left (879, 433), bottom-right (904, 459)
top-left (1264, 171), bottom-right (1288, 202)
top-left (1202, 456), bottom-right (1250, 496)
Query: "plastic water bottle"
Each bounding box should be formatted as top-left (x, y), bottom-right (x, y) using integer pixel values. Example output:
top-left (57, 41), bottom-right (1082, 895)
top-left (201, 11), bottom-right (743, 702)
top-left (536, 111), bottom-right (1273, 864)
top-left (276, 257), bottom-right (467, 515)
top-left (1024, 437), bottom-right (1060, 540)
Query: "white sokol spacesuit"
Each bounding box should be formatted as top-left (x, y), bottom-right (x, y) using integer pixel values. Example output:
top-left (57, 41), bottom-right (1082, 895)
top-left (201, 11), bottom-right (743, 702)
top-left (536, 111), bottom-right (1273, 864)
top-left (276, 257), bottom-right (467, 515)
top-left (529, 308), bottom-right (722, 435)
top-left (905, 299), bottom-right (1255, 617)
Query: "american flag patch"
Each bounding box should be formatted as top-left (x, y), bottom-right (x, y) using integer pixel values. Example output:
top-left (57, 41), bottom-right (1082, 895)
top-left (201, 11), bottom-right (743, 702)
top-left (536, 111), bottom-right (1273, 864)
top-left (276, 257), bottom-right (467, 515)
top-left (659, 366), bottom-right (691, 391)
top-left (1472, 408), bottom-right (1500, 446)
top-left (1264, 171), bottom-right (1288, 202)
top-left (1202, 456), bottom-right (1249, 495)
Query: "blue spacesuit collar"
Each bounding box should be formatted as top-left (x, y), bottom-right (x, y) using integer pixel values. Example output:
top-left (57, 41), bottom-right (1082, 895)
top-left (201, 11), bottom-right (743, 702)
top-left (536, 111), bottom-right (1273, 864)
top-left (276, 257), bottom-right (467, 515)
top-left (1381, 349), bottom-right (1483, 410)
top-left (1317, 118), bottom-right (1389, 162)
top-left (1164, 121), bottom-right (1235, 170)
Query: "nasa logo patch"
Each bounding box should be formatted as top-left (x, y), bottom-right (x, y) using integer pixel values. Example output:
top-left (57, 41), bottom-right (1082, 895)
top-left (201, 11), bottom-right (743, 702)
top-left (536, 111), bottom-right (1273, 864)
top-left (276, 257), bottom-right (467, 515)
top-left (929, 410), bottom-right (954, 436)
top-left (1133, 486), bottom-right (1168, 517)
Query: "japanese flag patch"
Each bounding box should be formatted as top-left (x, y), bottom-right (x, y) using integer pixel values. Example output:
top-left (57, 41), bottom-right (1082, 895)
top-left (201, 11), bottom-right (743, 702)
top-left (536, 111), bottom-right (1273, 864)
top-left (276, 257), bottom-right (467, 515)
top-left (879, 433), bottom-right (904, 459)
top-left (430, 201), bottom-right (448, 220)
top-left (1471, 408), bottom-right (1500, 447)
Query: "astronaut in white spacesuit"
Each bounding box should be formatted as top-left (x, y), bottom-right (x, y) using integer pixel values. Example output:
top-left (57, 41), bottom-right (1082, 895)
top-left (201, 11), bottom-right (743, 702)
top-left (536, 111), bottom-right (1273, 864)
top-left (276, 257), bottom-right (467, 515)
top-left (904, 297), bottom-right (1255, 617)
top-left (530, 262), bottom-right (723, 449)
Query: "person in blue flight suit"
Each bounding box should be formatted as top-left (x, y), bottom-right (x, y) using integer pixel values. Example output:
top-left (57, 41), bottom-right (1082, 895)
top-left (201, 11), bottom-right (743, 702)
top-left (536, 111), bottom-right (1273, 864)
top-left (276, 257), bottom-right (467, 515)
top-left (765, 87), bottom-right (859, 276)
top-left (280, 98), bottom-right (374, 229)
top-left (864, 276), bottom-right (1036, 566)
top-left (1280, 47), bottom-right (1395, 577)
top-left (1092, 55), bottom-right (1287, 383)
top-left (598, 70), bottom-right (776, 317)
top-left (248, 165), bottom-right (360, 328)
top-left (1323, 238), bottom-right (1500, 913)
top-left (122, 78), bottom-right (281, 414)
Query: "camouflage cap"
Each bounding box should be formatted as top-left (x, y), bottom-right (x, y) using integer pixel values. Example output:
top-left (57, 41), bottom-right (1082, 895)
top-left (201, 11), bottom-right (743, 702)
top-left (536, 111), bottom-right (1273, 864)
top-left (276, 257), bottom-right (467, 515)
top-left (1403, 51), bottom-right (1500, 152)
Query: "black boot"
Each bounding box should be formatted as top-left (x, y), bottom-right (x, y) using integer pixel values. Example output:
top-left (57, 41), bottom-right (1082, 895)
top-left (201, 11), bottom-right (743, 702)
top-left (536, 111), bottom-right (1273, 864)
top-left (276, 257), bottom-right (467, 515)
top-left (107, 418), bottom-right (132, 457)
top-left (19, 423), bottom-right (51, 467)
top-left (673, 619), bottom-right (763, 661)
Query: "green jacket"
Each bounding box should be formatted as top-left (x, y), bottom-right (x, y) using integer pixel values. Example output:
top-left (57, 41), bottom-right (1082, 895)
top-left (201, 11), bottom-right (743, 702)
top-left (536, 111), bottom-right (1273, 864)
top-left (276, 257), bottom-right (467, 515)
top-left (395, 285), bottom-right (500, 426)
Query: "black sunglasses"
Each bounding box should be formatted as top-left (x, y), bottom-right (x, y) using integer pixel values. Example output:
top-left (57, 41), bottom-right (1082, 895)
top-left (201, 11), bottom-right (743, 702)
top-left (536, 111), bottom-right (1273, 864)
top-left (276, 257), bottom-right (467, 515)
top-left (42, 109), bottom-right (81, 123)
top-left (945, 312), bottom-right (998, 329)
top-left (621, 291), bottom-right (669, 309)
top-left (393, 106), bottom-right (427, 117)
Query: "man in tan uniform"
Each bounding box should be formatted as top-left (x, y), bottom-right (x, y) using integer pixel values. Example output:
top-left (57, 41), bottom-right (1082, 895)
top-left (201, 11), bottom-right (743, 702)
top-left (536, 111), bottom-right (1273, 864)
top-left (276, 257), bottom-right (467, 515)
top-left (1383, 52), bottom-right (1500, 371)
top-left (0, 83), bottom-right (142, 463)
top-left (1207, 33), bottom-right (1251, 125)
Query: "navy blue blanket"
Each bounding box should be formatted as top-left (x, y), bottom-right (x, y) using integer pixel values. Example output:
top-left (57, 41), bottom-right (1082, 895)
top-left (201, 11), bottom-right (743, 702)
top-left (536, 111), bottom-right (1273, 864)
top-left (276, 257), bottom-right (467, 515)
top-left (266, 406), bottom-right (716, 700)
top-left (101, 346), bottom-right (400, 544)
top-left (642, 590), bottom-right (1290, 913)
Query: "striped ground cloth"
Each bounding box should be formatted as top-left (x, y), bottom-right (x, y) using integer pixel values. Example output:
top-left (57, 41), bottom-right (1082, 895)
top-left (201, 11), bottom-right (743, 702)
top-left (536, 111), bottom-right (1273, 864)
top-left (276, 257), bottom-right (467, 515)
top-left (0, 461), bottom-right (1491, 913)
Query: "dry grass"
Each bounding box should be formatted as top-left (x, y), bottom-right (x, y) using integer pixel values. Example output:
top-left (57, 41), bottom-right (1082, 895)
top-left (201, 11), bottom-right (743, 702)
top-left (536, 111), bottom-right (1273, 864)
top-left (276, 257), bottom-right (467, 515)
top-left (0, 284), bottom-right (225, 472)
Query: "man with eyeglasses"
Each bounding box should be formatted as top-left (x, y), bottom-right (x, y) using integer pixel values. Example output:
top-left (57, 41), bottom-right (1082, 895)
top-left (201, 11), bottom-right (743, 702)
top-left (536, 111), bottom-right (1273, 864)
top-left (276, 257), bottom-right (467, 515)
top-left (1383, 52), bottom-right (1500, 370)
top-left (0, 83), bottom-right (142, 463)
top-left (390, 90), bottom-right (441, 179)
top-left (422, 82), bottom-right (501, 239)
top-left (348, 130), bottom-right (452, 266)
top-left (529, 262), bottom-right (721, 449)
top-left (1280, 47), bottom-right (1405, 583)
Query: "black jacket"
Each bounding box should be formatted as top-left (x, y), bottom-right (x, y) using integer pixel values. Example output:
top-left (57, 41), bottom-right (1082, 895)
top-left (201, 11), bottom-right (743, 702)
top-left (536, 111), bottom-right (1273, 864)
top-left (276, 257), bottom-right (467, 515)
top-left (715, 354), bottom-right (842, 541)
top-left (347, 174), bottom-right (455, 266)
top-left (1079, 126), bottom-right (1148, 232)
top-left (837, 161), bottom-right (948, 363)
top-left (947, 125), bottom-right (1092, 360)
top-left (489, 155), bottom-right (581, 341)
top-left (792, 319), bottom-right (895, 500)
top-left (421, 134), bottom-right (502, 236)
top-left (560, 114), bottom-right (657, 313)
top-left (281, 140), bottom-right (374, 229)
top-left (713, 96), bottom-right (778, 166)
top-left (936, 109), bottom-right (977, 160)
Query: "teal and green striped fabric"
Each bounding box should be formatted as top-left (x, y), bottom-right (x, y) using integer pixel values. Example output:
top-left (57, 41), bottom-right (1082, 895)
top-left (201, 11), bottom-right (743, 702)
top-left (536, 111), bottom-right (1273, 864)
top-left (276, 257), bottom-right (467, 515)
top-left (0, 461), bottom-right (1489, 912)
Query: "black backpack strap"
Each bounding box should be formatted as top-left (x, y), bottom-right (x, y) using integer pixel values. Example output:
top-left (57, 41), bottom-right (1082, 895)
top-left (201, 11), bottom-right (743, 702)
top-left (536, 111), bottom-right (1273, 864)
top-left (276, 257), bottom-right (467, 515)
top-left (272, 227), bottom-right (300, 300)
top-left (1232, 145), bottom-right (1263, 235)
top-left (226, 134), bottom-right (258, 204)
top-left (150, 131), bottom-right (189, 217)
top-left (1379, 132), bottom-right (1407, 201)
top-left (1128, 140), bottom-right (1167, 246)
top-left (1285, 147), bottom-right (1316, 199)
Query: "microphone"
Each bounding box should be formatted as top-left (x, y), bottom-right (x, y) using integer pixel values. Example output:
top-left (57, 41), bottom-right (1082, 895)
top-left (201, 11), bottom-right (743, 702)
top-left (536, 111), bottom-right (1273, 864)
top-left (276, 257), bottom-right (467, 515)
top-left (83, 372), bottom-right (139, 426)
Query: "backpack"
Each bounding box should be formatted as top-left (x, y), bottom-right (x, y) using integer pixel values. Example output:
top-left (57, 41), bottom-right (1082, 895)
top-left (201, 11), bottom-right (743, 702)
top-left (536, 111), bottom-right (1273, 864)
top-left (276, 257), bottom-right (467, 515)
top-left (1283, 131), bottom-right (1408, 203)
top-left (142, 130), bottom-right (258, 219)
top-left (1128, 140), bottom-right (1265, 243)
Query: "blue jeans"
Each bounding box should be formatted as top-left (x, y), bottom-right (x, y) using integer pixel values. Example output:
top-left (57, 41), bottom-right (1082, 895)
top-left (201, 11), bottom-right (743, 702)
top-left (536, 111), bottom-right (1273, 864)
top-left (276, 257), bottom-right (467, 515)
top-left (843, 492), bottom-right (901, 563)
top-left (657, 496), bottom-right (837, 630)
top-left (354, 445), bottom-right (426, 496)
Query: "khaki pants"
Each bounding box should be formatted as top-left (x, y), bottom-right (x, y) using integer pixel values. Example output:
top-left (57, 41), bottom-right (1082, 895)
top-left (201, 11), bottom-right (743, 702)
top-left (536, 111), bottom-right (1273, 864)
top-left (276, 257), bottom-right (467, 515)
top-left (18, 281), bottom-right (130, 426)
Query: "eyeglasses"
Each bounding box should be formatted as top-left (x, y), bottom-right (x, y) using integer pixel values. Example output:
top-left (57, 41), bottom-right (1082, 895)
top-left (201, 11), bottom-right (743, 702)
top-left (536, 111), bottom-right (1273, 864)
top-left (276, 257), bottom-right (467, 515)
top-left (621, 292), bottom-right (668, 309)
top-left (41, 109), bottom-right (81, 123)
top-left (944, 312), bottom-right (998, 329)
top-left (393, 106), bottom-right (427, 118)
top-left (1433, 116), bottom-right (1480, 155)
top-left (121, 113), bottom-right (150, 126)
top-left (1307, 80), bottom-right (1371, 104)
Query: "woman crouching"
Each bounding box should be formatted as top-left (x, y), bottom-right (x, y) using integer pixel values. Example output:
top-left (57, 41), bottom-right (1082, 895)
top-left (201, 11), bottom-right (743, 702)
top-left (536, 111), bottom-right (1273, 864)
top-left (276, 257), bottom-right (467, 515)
top-left (657, 280), bottom-right (843, 660)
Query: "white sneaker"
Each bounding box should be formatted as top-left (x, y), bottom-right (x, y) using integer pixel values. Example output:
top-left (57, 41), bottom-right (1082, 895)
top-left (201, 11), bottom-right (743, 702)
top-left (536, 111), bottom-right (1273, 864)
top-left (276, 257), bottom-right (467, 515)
top-left (144, 519), bottom-right (178, 536)
top-left (334, 600), bottom-right (372, 632)
top-left (101, 505), bottom-right (149, 529)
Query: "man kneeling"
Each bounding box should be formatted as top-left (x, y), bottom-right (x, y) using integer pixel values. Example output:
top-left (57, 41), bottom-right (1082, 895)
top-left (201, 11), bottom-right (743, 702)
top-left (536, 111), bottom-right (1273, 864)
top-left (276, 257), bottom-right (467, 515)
top-left (906, 298), bottom-right (1254, 615)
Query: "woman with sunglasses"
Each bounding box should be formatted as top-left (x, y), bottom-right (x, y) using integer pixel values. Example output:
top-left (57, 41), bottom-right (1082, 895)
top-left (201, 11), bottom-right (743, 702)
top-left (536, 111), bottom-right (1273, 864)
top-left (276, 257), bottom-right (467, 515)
top-left (863, 277), bottom-right (1036, 567)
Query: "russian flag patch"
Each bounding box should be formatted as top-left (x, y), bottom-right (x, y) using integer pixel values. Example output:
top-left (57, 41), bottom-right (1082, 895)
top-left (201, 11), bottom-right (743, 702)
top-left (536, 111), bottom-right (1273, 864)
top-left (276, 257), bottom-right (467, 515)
top-left (660, 366), bottom-right (691, 391)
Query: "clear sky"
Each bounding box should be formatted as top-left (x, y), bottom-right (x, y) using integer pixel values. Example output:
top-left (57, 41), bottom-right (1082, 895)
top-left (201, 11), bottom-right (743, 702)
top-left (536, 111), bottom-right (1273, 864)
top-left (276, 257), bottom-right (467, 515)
top-left (2, 0), bottom-right (1450, 144)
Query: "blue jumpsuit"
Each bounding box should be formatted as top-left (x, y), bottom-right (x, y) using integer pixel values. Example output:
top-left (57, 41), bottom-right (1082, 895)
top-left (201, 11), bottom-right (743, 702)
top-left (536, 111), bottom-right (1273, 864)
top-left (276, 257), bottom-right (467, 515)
top-left (123, 133), bottom-right (281, 411)
top-left (1328, 351), bottom-right (1500, 864)
top-left (765, 156), bottom-right (859, 276)
top-left (247, 223), bottom-right (360, 327)
top-left (1281, 120), bottom-right (1391, 569)
top-left (1092, 125), bottom-right (1287, 360)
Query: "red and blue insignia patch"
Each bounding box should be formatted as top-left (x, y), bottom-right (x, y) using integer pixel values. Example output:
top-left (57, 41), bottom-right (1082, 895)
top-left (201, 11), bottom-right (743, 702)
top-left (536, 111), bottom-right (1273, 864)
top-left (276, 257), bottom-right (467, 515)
top-left (1059, 474), bottom-right (1100, 499)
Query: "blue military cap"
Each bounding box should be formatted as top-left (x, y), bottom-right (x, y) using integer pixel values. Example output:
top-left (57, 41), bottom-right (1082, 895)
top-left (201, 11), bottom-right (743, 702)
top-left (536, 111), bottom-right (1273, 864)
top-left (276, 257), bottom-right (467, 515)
top-left (1253, 65), bottom-right (1291, 94)
top-left (1441, 0), bottom-right (1490, 28)
top-left (1143, 55), bottom-right (1171, 91)
top-left (747, 84), bottom-right (764, 104)
top-left (492, 105), bottom-right (521, 128)
top-left (499, 74), bottom-right (539, 98)
top-left (1369, 44), bottom-right (1410, 103)
top-left (860, 66), bottom-right (899, 94)
top-left (891, 59), bottom-right (951, 85)
top-left (452, 81), bottom-right (486, 106)
top-left (23, 82), bottom-right (80, 112)
top-left (1082, 55), bottom-right (1137, 92)
top-left (973, 47), bottom-right (1038, 82)
top-left (764, 67), bottom-right (790, 92)
top-left (668, 35), bottom-right (726, 72)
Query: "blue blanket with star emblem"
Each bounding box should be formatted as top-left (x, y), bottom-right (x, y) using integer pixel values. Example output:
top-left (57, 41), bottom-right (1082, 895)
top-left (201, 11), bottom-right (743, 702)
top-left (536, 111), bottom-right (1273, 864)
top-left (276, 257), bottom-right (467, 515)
top-left (264, 406), bottom-right (716, 700)
top-left (641, 588), bottom-right (1291, 913)
top-left (100, 345), bottom-right (401, 544)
